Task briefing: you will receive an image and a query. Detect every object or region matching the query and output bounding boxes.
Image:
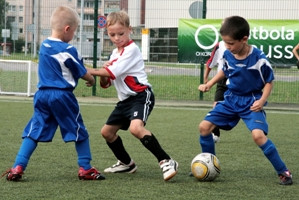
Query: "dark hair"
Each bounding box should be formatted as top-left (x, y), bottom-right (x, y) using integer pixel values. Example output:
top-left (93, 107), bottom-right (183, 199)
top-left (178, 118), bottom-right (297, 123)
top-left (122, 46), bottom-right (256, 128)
top-left (220, 16), bottom-right (250, 40)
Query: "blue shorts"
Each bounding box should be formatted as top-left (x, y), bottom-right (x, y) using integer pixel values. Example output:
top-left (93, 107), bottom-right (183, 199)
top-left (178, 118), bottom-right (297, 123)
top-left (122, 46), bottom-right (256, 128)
top-left (106, 88), bottom-right (155, 130)
top-left (22, 89), bottom-right (89, 142)
top-left (204, 90), bottom-right (268, 134)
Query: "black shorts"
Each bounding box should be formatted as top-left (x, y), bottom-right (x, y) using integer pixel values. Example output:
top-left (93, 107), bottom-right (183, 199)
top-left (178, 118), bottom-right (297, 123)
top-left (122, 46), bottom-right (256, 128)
top-left (214, 78), bottom-right (228, 101)
top-left (106, 88), bottom-right (155, 130)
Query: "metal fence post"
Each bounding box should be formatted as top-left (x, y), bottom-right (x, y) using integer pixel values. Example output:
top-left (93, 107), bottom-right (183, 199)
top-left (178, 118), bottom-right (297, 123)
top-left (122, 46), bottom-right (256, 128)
top-left (92, 0), bottom-right (99, 96)
top-left (199, 62), bottom-right (204, 100)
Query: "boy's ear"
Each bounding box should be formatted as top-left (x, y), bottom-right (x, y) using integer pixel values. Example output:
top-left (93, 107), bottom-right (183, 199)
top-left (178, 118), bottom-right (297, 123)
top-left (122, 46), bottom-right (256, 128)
top-left (65, 25), bottom-right (70, 32)
top-left (242, 36), bottom-right (249, 42)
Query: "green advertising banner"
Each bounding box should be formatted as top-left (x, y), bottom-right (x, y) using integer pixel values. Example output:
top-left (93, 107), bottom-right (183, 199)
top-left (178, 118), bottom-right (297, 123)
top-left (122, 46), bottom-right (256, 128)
top-left (178, 19), bottom-right (299, 66)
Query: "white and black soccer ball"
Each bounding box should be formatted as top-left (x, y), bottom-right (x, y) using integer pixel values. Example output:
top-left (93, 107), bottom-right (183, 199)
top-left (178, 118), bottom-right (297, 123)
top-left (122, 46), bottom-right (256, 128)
top-left (191, 153), bottom-right (221, 181)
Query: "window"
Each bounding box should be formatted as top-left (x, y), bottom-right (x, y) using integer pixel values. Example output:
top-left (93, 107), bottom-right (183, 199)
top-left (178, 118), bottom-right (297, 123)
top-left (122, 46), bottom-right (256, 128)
top-left (149, 28), bottom-right (178, 62)
top-left (7, 16), bottom-right (16, 23)
top-left (19, 17), bottom-right (23, 23)
top-left (84, 14), bottom-right (94, 20)
top-left (8, 5), bottom-right (16, 12)
top-left (19, 5), bottom-right (23, 11)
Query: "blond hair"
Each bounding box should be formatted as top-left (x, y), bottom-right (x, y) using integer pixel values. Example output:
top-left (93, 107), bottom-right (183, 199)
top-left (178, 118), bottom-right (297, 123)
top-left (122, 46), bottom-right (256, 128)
top-left (50, 6), bottom-right (79, 32)
top-left (106, 10), bottom-right (130, 28)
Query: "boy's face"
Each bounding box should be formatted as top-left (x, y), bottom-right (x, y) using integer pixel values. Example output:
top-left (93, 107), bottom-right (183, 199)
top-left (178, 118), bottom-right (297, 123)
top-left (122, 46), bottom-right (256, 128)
top-left (221, 35), bottom-right (248, 55)
top-left (107, 22), bottom-right (132, 49)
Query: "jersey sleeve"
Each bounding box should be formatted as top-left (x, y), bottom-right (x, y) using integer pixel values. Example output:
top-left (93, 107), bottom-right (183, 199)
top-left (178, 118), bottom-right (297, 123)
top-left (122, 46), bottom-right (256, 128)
top-left (206, 42), bottom-right (220, 68)
top-left (64, 46), bottom-right (87, 80)
top-left (107, 44), bottom-right (141, 79)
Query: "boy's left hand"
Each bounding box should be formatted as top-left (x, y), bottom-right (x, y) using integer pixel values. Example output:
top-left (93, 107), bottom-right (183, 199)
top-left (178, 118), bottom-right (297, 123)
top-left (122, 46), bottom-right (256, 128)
top-left (250, 99), bottom-right (265, 112)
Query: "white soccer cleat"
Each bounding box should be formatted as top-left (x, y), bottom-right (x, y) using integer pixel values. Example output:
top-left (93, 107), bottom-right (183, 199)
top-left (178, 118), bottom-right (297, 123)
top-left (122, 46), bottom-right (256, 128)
top-left (212, 133), bottom-right (220, 143)
top-left (159, 159), bottom-right (178, 181)
top-left (104, 160), bottom-right (137, 173)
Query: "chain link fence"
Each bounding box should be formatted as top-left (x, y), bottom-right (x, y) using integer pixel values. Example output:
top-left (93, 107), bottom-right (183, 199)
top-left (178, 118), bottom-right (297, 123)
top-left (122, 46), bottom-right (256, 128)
top-left (1, 0), bottom-right (299, 104)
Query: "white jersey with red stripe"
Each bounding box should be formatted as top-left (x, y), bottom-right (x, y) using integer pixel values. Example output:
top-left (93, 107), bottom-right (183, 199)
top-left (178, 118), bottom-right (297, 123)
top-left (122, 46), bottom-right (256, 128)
top-left (206, 40), bottom-right (226, 72)
top-left (105, 40), bottom-right (151, 101)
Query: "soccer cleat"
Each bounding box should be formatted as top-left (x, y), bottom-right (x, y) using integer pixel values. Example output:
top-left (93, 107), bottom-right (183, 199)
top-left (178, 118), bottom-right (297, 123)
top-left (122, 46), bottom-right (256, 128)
top-left (212, 133), bottom-right (220, 143)
top-left (159, 159), bottom-right (178, 181)
top-left (78, 167), bottom-right (105, 180)
top-left (104, 160), bottom-right (137, 173)
top-left (2, 165), bottom-right (24, 181)
top-left (279, 170), bottom-right (293, 185)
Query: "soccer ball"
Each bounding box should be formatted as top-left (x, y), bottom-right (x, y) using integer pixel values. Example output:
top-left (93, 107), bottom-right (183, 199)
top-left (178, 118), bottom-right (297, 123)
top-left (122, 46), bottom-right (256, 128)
top-left (191, 153), bottom-right (221, 181)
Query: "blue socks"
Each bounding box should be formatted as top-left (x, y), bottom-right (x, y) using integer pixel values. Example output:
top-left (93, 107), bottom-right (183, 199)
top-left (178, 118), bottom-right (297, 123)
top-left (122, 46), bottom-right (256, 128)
top-left (260, 139), bottom-right (287, 174)
top-left (14, 137), bottom-right (37, 170)
top-left (14, 137), bottom-right (93, 171)
top-left (199, 134), bottom-right (215, 155)
top-left (75, 138), bottom-right (92, 170)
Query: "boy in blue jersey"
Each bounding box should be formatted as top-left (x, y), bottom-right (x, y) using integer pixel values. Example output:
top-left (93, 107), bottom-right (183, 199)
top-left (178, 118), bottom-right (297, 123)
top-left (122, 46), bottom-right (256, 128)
top-left (198, 16), bottom-right (292, 185)
top-left (2, 6), bottom-right (105, 181)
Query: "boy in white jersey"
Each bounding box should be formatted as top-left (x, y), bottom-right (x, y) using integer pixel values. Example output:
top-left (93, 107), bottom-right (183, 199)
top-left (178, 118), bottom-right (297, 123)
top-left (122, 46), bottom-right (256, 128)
top-left (204, 41), bottom-right (227, 143)
top-left (2, 6), bottom-right (105, 181)
top-left (88, 11), bottom-right (178, 181)
top-left (198, 16), bottom-right (292, 185)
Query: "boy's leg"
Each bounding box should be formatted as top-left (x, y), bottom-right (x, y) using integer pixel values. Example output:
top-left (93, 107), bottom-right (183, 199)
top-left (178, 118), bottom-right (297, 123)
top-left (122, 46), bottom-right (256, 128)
top-left (212, 127), bottom-right (220, 143)
top-left (259, 139), bottom-right (287, 173)
top-left (246, 111), bottom-right (292, 185)
top-left (106, 136), bottom-right (132, 165)
top-left (140, 134), bottom-right (171, 162)
top-left (4, 137), bottom-right (37, 181)
top-left (76, 138), bottom-right (105, 180)
top-left (212, 79), bottom-right (227, 143)
top-left (75, 138), bottom-right (92, 170)
top-left (140, 133), bottom-right (178, 181)
top-left (13, 137), bottom-right (37, 170)
top-left (259, 139), bottom-right (292, 185)
top-left (104, 136), bottom-right (137, 173)
top-left (199, 120), bottom-right (216, 155)
top-left (199, 134), bottom-right (215, 155)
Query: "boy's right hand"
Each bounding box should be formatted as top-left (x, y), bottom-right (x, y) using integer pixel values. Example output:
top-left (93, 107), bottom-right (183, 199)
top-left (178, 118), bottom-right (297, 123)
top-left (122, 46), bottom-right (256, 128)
top-left (85, 80), bottom-right (95, 87)
top-left (198, 84), bottom-right (210, 92)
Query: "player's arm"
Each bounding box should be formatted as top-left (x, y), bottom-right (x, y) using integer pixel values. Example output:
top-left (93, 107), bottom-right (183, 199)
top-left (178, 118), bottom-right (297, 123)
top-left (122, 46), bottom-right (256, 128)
top-left (250, 81), bottom-right (273, 112)
top-left (81, 71), bottom-right (95, 87)
top-left (87, 67), bottom-right (110, 77)
top-left (198, 70), bottom-right (225, 92)
top-left (204, 66), bottom-right (212, 84)
top-left (87, 64), bottom-right (112, 88)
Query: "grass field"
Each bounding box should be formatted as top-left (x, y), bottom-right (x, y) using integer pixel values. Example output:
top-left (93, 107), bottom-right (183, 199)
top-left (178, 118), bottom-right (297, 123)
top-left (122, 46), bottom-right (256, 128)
top-left (0, 97), bottom-right (298, 200)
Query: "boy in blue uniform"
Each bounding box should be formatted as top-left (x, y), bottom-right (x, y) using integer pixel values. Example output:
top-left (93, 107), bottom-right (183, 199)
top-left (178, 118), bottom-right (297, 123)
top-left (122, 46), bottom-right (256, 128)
top-left (198, 16), bottom-right (292, 185)
top-left (2, 6), bottom-right (105, 181)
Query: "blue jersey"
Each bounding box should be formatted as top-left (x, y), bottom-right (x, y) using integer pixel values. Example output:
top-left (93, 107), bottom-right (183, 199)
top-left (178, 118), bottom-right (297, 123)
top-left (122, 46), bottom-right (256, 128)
top-left (222, 46), bottom-right (274, 96)
top-left (37, 37), bottom-right (87, 90)
top-left (205, 46), bottom-right (274, 134)
top-left (22, 38), bottom-right (89, 143)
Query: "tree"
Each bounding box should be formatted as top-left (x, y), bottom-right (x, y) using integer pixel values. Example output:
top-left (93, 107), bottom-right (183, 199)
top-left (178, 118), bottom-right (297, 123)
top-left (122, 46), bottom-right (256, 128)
top-left (0, 0), bottom-right (9, 42)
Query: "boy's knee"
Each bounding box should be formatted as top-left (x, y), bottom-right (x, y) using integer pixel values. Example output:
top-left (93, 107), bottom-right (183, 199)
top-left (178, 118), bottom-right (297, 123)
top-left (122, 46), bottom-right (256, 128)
top-left (251, 129), bottom-right (267, 146)
top-left (101, 127), bottom-right (114, 141)
top-left (199, 120), bottom-right (213, 135)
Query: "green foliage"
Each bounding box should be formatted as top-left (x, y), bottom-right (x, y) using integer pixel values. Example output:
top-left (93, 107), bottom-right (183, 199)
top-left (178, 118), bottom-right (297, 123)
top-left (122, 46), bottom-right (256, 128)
top-left (14, 38), bottom-right (26, 53)
top-left (0, 99), bottom-right (298, 200)
top-left (0, 0), bottom-right (7, 31)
